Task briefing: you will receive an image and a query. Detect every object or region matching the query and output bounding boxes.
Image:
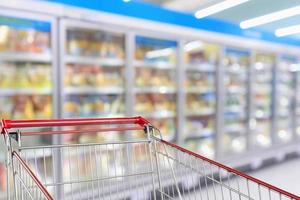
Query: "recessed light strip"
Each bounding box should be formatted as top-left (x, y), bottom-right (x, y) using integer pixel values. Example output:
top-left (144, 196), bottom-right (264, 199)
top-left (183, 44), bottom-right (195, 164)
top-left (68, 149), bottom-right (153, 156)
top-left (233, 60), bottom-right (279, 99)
top-left (240, 5), bottom-right (300, 29)
top-left (195, 0), bottom-right (250, 19)
top-left (275, 24), bottom-right (300, 37)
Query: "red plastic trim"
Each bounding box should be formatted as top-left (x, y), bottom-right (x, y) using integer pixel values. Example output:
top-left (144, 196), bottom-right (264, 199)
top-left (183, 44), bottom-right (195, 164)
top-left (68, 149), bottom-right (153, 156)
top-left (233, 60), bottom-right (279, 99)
top-left (22, 126), bottom-right (144, 136)
top-left (161, 139), bottom-right (300, 200)
top-left (2, 116), bottom-right (149, 130)
top-left (12, 151), bottom-right (54, 200)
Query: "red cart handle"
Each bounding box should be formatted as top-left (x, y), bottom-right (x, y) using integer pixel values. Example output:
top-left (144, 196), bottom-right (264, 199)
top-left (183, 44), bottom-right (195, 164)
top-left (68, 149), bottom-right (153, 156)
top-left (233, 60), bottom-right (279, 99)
top-left (1, 116), bottom-right (150, 129)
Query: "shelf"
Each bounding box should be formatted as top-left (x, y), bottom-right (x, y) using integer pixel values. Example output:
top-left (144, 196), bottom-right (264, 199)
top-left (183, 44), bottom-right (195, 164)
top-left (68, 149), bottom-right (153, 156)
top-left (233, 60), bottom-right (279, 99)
top-left (64, 86), bottom-right (124, 95)
top-left (134, 60), bottom-right (175, 69)
top-left (255, 76), bottom-right (272, 83)
top-left (0, 52), bottom-right (51, 62)
top-left (185, 128), bottom-right (214, 140)
top-left (186, 109), bottom-right (215, 117)
top-left (254, 86), bottom-right (271, 94)
top-left (134, 87), bottom-right (176, 94)
top-left (254, 99), bottom-right (270, 106)
top-left (226, 67), bottom-right (247, 74)
top-left (185, 87), bottom-right (215, 94)
top-left (227, 86), bottom-right (246, 94)
top-left (255, 111), bottom-right (271, 119)
top-left (65, 55), bottom-right (125, 66)
top-left (0, 88), bottom-right (52, 96)
top-left (254, 62), bottom-right (272, 70)
top-left (185, 63), bottom-right (215, 72)
top-left (225, 106), bottom-right (245, 113)
top-left (225, 112), bottom-right (245, 120)
top-left (141, 111), bottom-right (175, 119)
top-left (225, 124), bottom-right (245, 133)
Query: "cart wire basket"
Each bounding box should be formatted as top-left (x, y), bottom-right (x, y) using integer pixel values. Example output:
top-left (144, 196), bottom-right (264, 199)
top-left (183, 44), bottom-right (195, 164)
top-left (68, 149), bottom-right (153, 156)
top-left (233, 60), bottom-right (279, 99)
top-left (1, 116), bottom-right (300, 200)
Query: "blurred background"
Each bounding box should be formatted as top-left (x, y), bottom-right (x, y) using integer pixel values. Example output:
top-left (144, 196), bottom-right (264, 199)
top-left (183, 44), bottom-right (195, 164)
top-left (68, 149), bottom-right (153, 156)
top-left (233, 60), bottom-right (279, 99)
top-left (1, 0), bottom-right (300, 199)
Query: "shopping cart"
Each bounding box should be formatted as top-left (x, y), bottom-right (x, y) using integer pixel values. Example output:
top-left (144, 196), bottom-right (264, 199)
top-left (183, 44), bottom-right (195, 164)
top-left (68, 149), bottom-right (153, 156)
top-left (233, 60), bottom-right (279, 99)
top-left (1, 116), bottom-right (300, 200)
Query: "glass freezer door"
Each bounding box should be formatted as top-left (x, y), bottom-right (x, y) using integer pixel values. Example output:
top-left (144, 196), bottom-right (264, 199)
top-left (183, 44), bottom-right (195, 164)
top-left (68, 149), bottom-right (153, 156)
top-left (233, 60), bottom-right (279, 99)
top-left (276, 56), bottom-right (298, 143)
top-left (183, 41), bottom-right (219, 159)
top-left (134, 36), bottom-right (177, 141)
top-left (250, 53), bottom-right (275, 149)
top-left (0, 15), bottom-right (53, 120)
top-left (62, 20), bottom-right (126, 143)
top-left (0, 13), bottom-right (54, 199)
top-left (222, 48), bottom-right (250, 155)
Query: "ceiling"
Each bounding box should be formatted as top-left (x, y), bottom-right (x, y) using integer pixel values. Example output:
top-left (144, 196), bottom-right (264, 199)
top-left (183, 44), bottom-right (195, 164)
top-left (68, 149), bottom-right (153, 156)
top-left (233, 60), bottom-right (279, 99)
top-left (141, 0), bottom-right (300, 39)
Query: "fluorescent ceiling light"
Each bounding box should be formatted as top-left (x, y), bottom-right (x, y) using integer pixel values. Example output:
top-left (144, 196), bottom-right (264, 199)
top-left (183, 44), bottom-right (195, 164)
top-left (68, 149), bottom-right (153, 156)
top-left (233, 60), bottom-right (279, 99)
top-left (184, 41), bottom-right (203, 52)
top-left (275, 24), bottom-right (300, 37)
top-left (240, 5), bottom-right (300, 29)
top-left (123, 0), bottom-right (130, 2)
top-left (195, 0), bottom-right (249, 19)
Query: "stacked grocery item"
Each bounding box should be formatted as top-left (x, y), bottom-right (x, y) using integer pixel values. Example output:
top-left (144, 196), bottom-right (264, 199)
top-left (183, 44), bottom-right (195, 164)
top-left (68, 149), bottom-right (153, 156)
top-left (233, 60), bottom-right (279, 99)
top-left (65, 64), bottom-right (123, 87)
top-left (67, 29), bottom-right (124, 58)
top-left (135, 68), bottom-right (175, 88)
top-left (64, 95), bottom-right (124, 118)
top-left (0, 63), bottom-right (51, 89)
top-left (0, 63), bottom-right (52, 119)
top-left (185, 93), bottom-right (215, 115)
top-left (0, 95), bottom-right (52, 119)
top-left (0, 25), bottom-right (50, 54)
top-left (185, 72), bottom-right (214, 92)
top-left (135, 94), bottom-right (176, 116)
top-left (135, 36), bottom-right (176, 64)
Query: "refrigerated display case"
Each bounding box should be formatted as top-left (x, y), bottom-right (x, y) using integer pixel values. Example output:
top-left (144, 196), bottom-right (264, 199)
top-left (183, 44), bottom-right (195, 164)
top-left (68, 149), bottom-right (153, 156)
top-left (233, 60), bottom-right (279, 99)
top-left (0, 15), bottom-right (53, 120)
top-left (250, 53), bottom-right (275, 149)
top-left (222, 48), bottom-right (250, 155)
top-left (183, 41), bottom-right (219, 158)
top-left (61, 20), bottom-right (126, 143)
top-left (0, 12), bottom-right (56, 199)
top-left (276, 56), bottom-right (298, 143)
top-left (134, 36), bottom-right (177, 140)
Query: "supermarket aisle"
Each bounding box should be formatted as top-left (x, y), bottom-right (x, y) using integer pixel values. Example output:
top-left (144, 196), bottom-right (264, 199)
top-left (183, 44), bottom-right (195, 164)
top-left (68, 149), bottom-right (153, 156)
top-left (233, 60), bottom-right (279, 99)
top-left (249, 157), bottom-right (300, 196)
top-left (174, 157), bottom-right (300, 200)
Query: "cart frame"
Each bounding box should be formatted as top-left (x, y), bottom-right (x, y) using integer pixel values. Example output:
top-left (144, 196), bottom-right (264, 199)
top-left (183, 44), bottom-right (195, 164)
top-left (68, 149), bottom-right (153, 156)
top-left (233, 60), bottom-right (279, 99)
top-left (1, 116), bottom-right (300, 200)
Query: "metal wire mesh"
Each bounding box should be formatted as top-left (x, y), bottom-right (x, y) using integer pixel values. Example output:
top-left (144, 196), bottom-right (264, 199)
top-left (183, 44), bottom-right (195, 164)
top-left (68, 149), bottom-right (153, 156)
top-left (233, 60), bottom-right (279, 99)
top-left (2, 117), bottom-right (299, 200)
top-left (13, 153), bottom-right (50, 200)
top-left (153, 138), bottom-right (298, 200)
top-left (13, 136), bottom-right (299, 200)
